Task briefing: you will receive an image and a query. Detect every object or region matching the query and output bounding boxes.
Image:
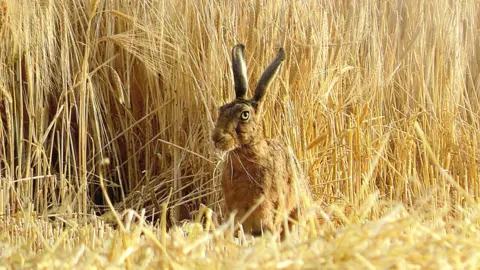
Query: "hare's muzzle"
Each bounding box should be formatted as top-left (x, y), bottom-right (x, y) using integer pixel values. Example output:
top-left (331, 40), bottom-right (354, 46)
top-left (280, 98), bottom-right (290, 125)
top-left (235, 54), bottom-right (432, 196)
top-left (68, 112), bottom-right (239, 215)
top-left (211, 130), bottom-right (234, 151)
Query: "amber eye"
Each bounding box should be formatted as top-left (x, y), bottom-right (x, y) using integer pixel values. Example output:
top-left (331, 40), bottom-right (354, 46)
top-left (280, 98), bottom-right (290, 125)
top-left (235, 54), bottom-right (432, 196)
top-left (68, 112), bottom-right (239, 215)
top-left (240, 111), bottom-right (250, 121)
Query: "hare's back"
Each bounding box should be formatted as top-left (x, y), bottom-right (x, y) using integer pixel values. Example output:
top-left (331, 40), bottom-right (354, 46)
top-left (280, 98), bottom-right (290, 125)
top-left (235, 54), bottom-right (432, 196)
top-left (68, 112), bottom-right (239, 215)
top-left (266, 139), bottom-right (311, 209)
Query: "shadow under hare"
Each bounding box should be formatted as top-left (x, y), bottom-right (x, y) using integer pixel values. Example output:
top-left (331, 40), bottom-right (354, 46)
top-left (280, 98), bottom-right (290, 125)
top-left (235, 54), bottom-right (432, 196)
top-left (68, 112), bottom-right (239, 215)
top-left (212, 44), bottom-right (311, 238)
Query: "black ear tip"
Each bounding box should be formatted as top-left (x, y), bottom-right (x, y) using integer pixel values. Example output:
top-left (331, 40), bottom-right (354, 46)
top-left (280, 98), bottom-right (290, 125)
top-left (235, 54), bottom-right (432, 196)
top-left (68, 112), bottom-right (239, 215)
top-left (234, 43), bottom-right (245, 51)
top-left (277, 47), bottom-right (286, 61)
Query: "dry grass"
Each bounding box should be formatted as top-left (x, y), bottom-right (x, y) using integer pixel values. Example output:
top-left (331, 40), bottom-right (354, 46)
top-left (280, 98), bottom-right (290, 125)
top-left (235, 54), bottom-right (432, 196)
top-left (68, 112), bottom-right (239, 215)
top-left (1, 0), bottom-right (480, 268)
top-left (2, 200), bottom-right (480, 268)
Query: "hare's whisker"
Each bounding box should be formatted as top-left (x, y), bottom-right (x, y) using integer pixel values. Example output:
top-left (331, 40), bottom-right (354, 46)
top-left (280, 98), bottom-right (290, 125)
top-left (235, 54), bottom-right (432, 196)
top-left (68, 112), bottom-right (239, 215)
top-left (232, 151), bottom-right (258, 186)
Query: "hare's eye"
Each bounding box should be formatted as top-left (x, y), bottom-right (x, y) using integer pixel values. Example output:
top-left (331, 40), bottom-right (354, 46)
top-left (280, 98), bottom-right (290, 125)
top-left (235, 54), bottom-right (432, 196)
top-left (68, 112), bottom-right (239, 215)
top-left (240, 111), bottom-right (250, 121)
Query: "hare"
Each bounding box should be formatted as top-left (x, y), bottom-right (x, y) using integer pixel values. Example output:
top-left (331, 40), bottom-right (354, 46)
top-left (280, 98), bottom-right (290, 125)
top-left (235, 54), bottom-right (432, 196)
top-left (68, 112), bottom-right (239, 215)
top-left (212, 44), bottom-right (311, 238)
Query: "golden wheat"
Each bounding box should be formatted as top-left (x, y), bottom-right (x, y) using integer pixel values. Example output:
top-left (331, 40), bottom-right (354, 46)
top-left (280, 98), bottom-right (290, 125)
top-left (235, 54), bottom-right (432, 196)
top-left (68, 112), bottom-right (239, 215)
top-left (1, 0), bottom-right (480, 268)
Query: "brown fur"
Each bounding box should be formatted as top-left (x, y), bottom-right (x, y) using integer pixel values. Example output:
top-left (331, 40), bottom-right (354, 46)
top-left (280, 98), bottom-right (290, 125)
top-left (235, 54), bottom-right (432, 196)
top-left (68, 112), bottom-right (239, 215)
top-left (212, 44), bottom-right (310, 237)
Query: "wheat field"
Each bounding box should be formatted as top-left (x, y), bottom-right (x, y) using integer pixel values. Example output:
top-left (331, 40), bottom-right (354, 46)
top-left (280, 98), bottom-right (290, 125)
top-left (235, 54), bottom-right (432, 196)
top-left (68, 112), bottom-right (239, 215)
top-left (1, 0), bottom-right (480, 268)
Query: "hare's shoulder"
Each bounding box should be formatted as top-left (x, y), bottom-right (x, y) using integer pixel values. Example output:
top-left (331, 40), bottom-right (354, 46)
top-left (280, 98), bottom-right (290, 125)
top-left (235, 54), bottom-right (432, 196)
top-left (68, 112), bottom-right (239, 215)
top-left (265, 138), bottom-right (287, 150)
top-left (265, 139), bottom-right (289, 156)
top-left (264, 139), bottom-right (292, 171)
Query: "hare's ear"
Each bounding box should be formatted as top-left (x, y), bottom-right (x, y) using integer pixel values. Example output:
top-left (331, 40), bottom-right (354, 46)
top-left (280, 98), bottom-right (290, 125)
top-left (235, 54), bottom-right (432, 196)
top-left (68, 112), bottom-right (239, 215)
top-left (253, 47), bottom-right (286, 103)
top-left (232, 44), bottom-right (248, 99)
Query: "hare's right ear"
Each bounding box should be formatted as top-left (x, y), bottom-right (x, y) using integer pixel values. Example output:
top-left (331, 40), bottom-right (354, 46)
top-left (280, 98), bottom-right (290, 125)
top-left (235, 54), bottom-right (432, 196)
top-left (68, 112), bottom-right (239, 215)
top-left (232, 44), bottom-right (248, 99)
top-left (253, 47), bottom-right (286, 104)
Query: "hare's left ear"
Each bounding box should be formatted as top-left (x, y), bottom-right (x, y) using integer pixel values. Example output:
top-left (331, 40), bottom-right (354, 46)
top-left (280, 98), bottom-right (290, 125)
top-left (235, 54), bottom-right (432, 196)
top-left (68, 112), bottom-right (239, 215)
top-left (232, 44), bottom-right (248, 99)
top-left (252, 47), bottom-right (286, 103)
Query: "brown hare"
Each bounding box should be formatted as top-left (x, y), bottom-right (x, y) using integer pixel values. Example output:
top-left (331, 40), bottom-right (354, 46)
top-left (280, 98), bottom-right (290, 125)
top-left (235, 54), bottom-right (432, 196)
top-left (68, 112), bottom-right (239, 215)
top-left (212, 44), bottom-right (311, 238)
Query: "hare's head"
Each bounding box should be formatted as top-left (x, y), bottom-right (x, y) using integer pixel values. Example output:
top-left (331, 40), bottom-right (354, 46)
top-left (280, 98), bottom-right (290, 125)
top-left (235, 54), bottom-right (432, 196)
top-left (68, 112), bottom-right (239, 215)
top-left (212, 44), bottom-right (286, 152)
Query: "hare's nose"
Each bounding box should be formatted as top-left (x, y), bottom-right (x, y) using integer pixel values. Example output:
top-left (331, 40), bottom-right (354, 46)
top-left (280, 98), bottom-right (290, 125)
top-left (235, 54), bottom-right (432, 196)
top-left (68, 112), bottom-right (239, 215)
top-left (211, 132), bottom-right (226, 149)
top-left (211, 130), bottom-right (222, 143)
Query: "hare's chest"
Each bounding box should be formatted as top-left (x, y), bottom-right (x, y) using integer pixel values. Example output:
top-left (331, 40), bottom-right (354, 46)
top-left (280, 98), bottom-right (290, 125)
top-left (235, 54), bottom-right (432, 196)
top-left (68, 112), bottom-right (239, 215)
top-left (221, 158), bottom-right (268, 202)
top-left (221, 161), bottom-right (266, 190)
